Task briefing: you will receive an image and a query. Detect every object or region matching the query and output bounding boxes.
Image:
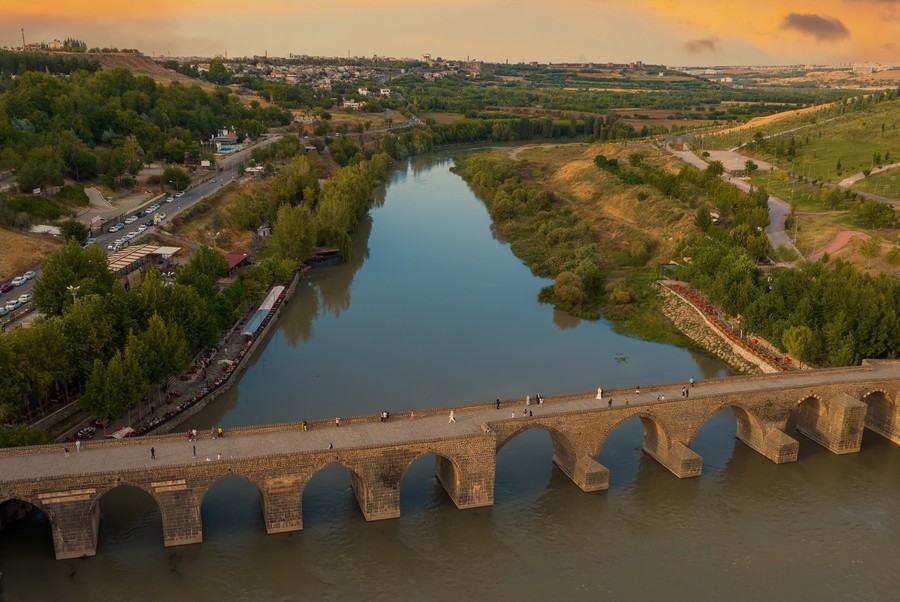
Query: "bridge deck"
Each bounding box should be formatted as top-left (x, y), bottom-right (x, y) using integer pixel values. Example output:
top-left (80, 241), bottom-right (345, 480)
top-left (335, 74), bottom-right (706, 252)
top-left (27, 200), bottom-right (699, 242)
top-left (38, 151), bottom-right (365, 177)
top-left (2, 361), bottom-right (898, 484)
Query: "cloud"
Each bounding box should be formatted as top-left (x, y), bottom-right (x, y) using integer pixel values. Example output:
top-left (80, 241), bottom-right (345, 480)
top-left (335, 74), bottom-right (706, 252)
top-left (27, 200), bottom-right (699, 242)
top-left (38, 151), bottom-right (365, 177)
top-left (683, 37), bottom-right (721, 53)
top-left (781, 13), bottom-right (850, 41)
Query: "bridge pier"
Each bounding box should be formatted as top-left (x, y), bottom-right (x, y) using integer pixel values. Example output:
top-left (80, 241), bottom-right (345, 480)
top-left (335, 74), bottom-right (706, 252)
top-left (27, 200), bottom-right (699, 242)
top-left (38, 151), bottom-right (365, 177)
top-left (351, 470), bottom-right (400, 521)
top-left (554, 453), bottom-right (609, 492)
top-left (155, 485), bottom-right (203, 547)
top-left (644, 442), bottom-right (703, 478)
top-left (736, 424), bottom-right (799, 464)
top-left (796, 394), bottom-right (867, 454)
top-left (435, 448), bottom-right (495, 509)
top-left (260, 477), bottom-right (304, 534)
top-left (41, 494), bottom-right (99, 560)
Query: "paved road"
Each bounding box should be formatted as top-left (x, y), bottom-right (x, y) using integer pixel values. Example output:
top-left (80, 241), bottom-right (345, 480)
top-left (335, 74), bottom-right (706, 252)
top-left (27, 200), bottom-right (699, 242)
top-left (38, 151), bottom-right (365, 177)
top-left (666, 147), bottom-right (801, 257)
top-left (2, 361), bottom-right (898, 482)
top-left (0, 136), bottom-right (283, 328)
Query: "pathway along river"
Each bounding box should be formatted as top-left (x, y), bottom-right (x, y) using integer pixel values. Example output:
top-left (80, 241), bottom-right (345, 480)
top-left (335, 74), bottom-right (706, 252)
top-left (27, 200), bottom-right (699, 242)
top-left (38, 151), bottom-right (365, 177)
top-left (2, 152), bottom-right (898, 600)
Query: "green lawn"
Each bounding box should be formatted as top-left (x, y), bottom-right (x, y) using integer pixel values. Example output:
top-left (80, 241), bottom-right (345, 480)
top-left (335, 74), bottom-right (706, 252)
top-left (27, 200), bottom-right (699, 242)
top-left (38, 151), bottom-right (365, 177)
top-left (851, 167), bottom-right (900, 200)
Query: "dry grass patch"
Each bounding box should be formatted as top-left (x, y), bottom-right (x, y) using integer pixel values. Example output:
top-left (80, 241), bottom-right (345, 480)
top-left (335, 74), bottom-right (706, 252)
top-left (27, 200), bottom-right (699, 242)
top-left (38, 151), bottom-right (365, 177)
top-left (0, 227), bottom-right (61, 278)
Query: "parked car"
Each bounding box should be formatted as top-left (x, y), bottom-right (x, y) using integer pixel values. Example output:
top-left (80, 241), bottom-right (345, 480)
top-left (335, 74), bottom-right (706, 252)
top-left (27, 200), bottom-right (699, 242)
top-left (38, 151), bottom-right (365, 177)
top-left (0, 282), bottom-right (13, 294)
top-left (11, 276), bottom-right (27, 286)
top-left (137, 225), bottom-right (147, 233)
top-left (6, 299), bottom-right (21, 311)
top-left (23, 270), bottom-right (36, 280)
top-left (74, 426), bottom-right (96, 440)
top-left (108, 224), bottom-right (120, 233)
top-left (146, 218), bottom-right (155, 226)
top-left (18, 293), bottom-right (32, 304)
top-left (124, 216), bottom-right (138, 225)
top-left (175, 191), bottom-right (185, 198)
top-left (165, 196), bottom-right (174, 203)
top-left (0, 306), bottom-right (8, 317)
top-left (148, 203), bottom-right (160, 212)
top-left (157, 212), bottom-right (167, 221)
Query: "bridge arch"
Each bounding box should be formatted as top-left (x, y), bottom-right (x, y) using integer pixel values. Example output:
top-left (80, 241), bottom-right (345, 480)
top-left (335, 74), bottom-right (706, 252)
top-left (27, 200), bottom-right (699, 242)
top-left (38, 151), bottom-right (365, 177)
top-left (0, 495), bottom-right (55, 557)
top-left (598, 412), bottom-right (673, 456)
top-left (861, 389), bottom-right (896, 439)
top-left (91, 482), bottom-right (165, 549)
top-left (397, 450), bottom-right (465, 513)
top-left (199, 473), bottom-right (267, 538)
top-left (300, 461), bottom-right (371, 525)
top-left (686, 402), bottom-right (766, 448)
top-left (495, 423), bottom-right (577, 465)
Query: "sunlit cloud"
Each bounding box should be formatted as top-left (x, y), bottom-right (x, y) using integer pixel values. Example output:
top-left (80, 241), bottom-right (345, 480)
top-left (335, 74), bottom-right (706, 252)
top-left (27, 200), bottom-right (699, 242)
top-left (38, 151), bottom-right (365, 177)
top-left (683, 37), bottom-right (721, 54)
top-left (781, 13), bottom-right (850, 42)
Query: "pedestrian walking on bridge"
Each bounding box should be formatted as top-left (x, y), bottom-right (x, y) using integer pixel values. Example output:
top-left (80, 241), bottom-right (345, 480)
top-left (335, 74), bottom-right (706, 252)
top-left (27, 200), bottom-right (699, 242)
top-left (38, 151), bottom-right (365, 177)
top-left (151, 447), bottom-right (156, 459)
top-left (449, 410), bottom-right (456, 423)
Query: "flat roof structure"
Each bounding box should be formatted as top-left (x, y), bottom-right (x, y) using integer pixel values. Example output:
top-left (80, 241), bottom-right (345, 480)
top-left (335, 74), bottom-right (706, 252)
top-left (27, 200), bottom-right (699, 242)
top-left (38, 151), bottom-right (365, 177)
top-left (107, 244), bottom-right (161, 277)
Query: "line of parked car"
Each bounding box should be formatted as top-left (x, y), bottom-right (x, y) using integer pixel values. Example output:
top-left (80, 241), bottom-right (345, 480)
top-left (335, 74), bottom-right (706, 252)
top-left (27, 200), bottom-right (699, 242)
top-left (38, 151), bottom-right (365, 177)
top-left (0, 270), bottom-right (36, 317)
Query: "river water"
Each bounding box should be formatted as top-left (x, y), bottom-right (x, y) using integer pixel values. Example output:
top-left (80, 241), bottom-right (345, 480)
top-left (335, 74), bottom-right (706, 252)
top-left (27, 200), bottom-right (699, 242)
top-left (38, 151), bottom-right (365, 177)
top-left (2, 152), bottom-right (898, 601)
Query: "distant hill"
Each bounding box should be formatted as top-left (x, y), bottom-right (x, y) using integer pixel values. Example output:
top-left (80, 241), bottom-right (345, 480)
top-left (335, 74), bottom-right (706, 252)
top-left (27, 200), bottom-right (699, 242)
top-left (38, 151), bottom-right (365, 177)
top-left (73, 52), bottom-right (216, 90)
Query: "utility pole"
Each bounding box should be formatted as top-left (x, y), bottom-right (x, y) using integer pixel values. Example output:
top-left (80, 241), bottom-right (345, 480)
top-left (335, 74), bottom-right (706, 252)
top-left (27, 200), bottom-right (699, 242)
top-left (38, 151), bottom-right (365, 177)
top-left (21, 28), bottom-right (26, 49)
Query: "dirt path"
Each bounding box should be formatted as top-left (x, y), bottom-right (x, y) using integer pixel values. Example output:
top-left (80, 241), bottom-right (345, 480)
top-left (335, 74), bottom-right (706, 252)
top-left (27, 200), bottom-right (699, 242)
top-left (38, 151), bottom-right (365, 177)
top-left (809, 230), bottom-right (896, 261)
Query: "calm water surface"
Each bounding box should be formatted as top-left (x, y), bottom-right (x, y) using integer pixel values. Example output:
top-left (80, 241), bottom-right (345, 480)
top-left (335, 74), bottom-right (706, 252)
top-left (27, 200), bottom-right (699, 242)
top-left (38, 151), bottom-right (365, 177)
top-left (2, 153), bottom-right (898, 601)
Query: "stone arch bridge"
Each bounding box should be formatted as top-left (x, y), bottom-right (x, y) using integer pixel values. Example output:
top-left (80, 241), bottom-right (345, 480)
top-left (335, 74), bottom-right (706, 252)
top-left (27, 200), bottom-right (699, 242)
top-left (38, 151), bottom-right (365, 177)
top-left (2, 360), bottom-right (898, 560)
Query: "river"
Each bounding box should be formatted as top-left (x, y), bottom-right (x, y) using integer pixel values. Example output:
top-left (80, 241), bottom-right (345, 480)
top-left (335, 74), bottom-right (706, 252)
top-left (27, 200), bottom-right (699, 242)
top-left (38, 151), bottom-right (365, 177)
top-left (1, 152), bottom-right (897, 601)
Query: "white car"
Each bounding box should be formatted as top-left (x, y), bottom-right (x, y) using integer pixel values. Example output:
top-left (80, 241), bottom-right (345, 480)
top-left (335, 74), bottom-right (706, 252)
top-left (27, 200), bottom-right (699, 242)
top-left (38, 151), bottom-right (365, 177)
top-left (148, 204), bottom-right (160, 212)
top-left (11, 276), bottom-right (26, 286)
top-left (18, 293), bottom-right (32, 304)
top-left (165, 196), bottom-right (174, 203)
top-left (157, 212), bottom-right (167, 221)
top-left (6, 299), bottom-right (21, 311)
top-left (124, 216), bottom-right (138, 225)
top-left (137, 225), bottom-right (147, 233)
top-left (125, 231), bottom-right (137, 240)
top-left (23, 271), bottom-right (36, 280)
top-left (108, 224), bottom-right (120, 233)
top-left (175, 191), bottom-right (185, 198)
top-left (0, 306), bottom-right (7, 317)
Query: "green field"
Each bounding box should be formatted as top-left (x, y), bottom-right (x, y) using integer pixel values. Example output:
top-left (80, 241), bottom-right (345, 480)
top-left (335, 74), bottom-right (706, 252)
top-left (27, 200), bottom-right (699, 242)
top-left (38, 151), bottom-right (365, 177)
top-left (851, 167), bottom-right (900, 200)
top-left (706, 98), bottom-right (900, 184)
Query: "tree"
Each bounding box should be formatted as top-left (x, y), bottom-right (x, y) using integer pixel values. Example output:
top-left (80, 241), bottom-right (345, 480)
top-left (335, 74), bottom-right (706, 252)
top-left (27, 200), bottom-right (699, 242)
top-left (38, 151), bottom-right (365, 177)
top-left (162, 165), bottom-right (190, 191)
top-left (554, 271), bottom-right (586, 305)
top-left (33, 240), bottom-right (118, 315)
top-left (859, 236), bottom-right (882, 270)
top-left (59, 219), bottom-right (89, 243)
top-left (782, 325), bottom-right (813, 369)
top-left (705, 160), bottom-right (725, 178)
top-left (16, 146), bottom-right (65, 191)
top-left (695, 206), bottom-right (712, 231)
top-left (80, 351), bottom-right (145, 420)
top-left (268, 203), bottom-right (317, 265)
top-left (885, 246), bottom-right (900, 277)
top-left (744, 160), bottom-right (758, 176)
top-left (140, 314), bottom-right (190, 400)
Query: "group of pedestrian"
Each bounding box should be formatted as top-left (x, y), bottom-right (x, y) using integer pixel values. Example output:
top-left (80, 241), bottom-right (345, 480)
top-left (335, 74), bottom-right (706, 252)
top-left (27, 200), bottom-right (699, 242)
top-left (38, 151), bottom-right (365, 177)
top-left (379, 411), bottom-right (390, 422)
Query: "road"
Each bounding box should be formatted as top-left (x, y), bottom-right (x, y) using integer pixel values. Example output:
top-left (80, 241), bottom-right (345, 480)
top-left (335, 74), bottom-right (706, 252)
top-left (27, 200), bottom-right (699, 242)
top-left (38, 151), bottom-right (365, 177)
top-left (666, 147), bottom-right (800, 257)
top-left (0, 135), bottom-right (282, 328)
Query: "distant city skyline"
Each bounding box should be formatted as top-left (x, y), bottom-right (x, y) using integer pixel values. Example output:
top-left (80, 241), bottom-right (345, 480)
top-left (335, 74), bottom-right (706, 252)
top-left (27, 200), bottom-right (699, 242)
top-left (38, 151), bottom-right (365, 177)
top-left (3, 0), bottom-right (898, 65)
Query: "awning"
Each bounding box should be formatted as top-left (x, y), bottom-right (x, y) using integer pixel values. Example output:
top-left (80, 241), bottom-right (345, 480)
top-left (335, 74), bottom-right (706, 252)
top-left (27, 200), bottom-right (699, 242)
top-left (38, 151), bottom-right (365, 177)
top-left (241, 286), bottom-right (285, 335)
top-left (106, 426), bottom-right (135, 439)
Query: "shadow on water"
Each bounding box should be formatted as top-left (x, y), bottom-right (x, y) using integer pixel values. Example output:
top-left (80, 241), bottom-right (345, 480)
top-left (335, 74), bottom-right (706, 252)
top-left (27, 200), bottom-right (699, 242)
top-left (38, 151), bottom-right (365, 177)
top-left (301, 464), bottom-right (364, 530)
top-left (96, 485), bottom-right (164, 562)
top-left (398, 454), bottom-right (456, 517)
top-left (494, 428), bottom-right (555, 507)
top-left (200, 475), bottom-right (266, 544)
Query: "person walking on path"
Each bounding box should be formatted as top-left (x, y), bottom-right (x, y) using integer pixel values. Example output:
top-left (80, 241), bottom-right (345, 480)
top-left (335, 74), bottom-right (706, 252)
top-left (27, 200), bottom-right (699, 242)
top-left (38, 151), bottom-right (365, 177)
top-left (608, 399), bottom-right (612, 410)
top-left (689, 377), bottom-right (695, 388)
top-left (596, 387), bottom-right (603, 400)
top-left (192, 445), bottom-right (197, 458)
top-left (496, 398), bottom-right (501, 410)
top-left (526, 395), bottom-right (531, 406)
top-left (335, 417), bottom-right (341, 427)
top-left (448, 410), bottom-right (456, 423)
top-left (538, 395), bottom-right (543, 407)
top-left (64, 446), bottom-right (70, 458)
top-left (76, 440), bottom-right (81, 453)
top-left (151, 447), bottom-right (156, 459)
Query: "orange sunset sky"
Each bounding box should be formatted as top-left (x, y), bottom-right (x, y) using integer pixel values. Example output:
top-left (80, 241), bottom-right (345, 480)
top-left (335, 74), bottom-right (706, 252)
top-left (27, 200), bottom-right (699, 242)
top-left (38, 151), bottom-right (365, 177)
top-left (3, 0), bottom-right (898, 64)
